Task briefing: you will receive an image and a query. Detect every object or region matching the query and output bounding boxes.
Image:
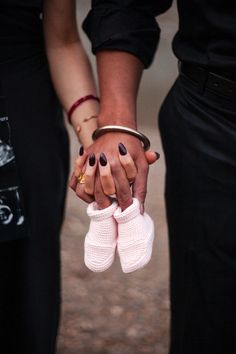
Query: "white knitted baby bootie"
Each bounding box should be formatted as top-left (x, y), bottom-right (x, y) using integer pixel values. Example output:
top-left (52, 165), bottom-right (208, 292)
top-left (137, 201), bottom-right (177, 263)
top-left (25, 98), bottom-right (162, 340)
top-left (84, 200), bottom-right (118, 272)
top-left (114, 198), bottom-right (155, 273)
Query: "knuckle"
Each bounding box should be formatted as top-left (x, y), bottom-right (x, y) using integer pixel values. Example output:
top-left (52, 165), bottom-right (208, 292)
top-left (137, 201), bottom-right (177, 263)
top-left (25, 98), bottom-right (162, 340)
top-left (97, 200), bottom-right (110, 209)
top-left (69, 178), bottom-right (76, 190)
top-left (119, 198), bottom-right (133, 210)
top-left (128, 171), bottom-right (137, 180)
top-left (100, 175), bottom-right (112, 184)
top-left (100, 170), bottom-right (110, 178)
top-left (94, 189), bottom-right (105, 204)
top-left (139, 164), bottom-right (149, 176)
top-left (74, 169), bottom-right (81, 178)
top-left (104, 187), bottom-right (116, 196)
top-left (75, 187), bottom-right (84, 199)
top-left (69, 185), bottom-right (76, 192)
top-left (137, 190), bottom-right (147, 200)
top-left (85, 171), bottom-right (94, 178)
top-left (95, 197), bottom-right (106, 207)
top-left (118, 190), bottom-right (132, 205)
top-left (110, 161), bottom-right (120, 175)
top-left (121, 159), bottom-right (131, 168)
top-left (84, 186), bottom-right (93, 195)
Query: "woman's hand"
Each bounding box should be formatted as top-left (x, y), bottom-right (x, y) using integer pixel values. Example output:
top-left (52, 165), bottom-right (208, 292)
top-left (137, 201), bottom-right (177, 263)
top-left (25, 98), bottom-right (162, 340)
top-left (69, 135), bottom-right (160, 210)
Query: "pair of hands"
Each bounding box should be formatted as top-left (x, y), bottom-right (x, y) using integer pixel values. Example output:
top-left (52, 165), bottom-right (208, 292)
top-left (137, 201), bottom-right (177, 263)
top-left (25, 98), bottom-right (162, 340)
top-left (69, 132), bottom-right (159, 212)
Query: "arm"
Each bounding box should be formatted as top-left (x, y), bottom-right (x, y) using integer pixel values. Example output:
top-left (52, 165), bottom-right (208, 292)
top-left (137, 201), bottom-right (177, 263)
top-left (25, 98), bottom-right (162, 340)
top-left (95, 51), bottom-right (148, 210)
top-left (43, 0), bottom-right (161, 210)
top-left (43, 0), bottom-right (146, 209)
top-left (43, 0), bottom-right (99, 148)
top-left (74, 50), bottom-right (148, 210)
top-left (80, 0), bottom-right (172, 210)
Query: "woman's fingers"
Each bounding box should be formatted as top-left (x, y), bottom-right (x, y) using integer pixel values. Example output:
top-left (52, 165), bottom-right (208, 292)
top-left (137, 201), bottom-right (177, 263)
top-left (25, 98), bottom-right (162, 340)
top-left (98, 150), bottom-right (133, 210)
top-left (98, 153), bottom-right (116, 196)
top-left (69, 172), bottom-right (78, 191)
top-left (84, 153), bottom-right (97, 195)
top-left (75, 182), bottom-right (95, 204)
top-left (70, 141), bottom-right (160, 211)
top-left (118, 143), bottom-right (160, 182)
top-left (74, 146), bottom-right (87, 178)
top-left (69, 146), bottom-right (96, 203)
top-left (75, 158), bottom-right (95, 204)
top-left (118, 143), bottom-right (137, 182)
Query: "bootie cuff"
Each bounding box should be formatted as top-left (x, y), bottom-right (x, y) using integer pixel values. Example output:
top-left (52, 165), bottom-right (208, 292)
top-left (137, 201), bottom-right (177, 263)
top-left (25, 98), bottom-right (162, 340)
top-left (87, 199), bottom-right (118, 221)
top-left (114, 198), bottom-right (140, 224)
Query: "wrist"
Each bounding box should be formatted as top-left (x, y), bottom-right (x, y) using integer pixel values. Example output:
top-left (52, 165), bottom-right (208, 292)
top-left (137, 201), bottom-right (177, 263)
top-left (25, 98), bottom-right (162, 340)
top-left (68, 95), bottom-right (100, 125)
top-left (70, 100), bottom-right (99, 128)
top-left (98, 111), bottom-right (137, 130)
top-left (92, 125), bottom-right (150, 151)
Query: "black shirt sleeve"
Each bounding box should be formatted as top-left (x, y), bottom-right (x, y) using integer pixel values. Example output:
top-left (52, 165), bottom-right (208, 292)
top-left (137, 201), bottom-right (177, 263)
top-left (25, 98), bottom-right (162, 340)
top-left (83, 0), bottom-right (173, 68)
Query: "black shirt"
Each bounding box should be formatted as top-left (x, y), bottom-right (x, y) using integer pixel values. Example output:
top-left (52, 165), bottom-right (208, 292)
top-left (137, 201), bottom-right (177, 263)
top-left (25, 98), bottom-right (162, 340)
top-left (0, 0), bottom-right (41, 10)
top-left (0, 1), bottom-right (43, 63)
top-left (83, 0), bottom-right (236, 74)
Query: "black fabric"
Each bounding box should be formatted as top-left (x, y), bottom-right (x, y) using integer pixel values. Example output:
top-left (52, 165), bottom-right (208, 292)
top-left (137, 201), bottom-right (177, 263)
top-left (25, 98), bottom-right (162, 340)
top-left (0, 6), bottom-right (44, 62)
top-left (83, 1), bottom-right (165, 68)
top-left (0, 97), bottom-right (29, 241)
top-left (0, 5), bottom-right (69, 354)
top-left (0, 0), bottom-right (42, 10)
top-left (179, 62), bottom-right (236, 96)
top-left (159, 75), bottom-right (236, 354)
top-left (83, 0), bottom-right (236, 74)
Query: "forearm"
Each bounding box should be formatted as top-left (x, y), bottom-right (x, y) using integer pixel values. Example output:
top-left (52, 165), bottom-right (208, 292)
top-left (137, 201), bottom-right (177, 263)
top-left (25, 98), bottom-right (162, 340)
top-left (97, 51), bottom-right (144, 130)
top-left (43, 0), bottom-right (99, 148)
top-left (46, 42), bottom-right (99, 147)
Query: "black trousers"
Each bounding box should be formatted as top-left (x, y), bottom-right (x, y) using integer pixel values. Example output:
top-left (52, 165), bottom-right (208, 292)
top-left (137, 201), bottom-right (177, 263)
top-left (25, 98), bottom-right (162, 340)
top-left (0, 52), bottom-right (69, 353)
top-left (159, 74), bottom-right (236, 354)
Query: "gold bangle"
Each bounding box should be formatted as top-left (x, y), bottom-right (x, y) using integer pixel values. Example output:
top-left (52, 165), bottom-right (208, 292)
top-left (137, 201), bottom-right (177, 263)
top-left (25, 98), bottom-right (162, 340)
top-left (75, 115), bottom-right (98, 134)
top-left (83, 115), bottom-right (98, 123)
top-left (92, 125), bottom-right (150, 151)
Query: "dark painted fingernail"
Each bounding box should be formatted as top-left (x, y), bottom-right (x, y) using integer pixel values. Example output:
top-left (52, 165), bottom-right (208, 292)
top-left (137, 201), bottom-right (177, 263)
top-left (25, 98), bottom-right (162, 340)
top-left (155, 152), bottom-right (160, 159)
top-left (99, 153), bottom-right (107, 166)
top-left (89, 153), bottom-right (96, 166)
top-left (79, 146), bottom-right (84, 156)
top-left (118, 142), bottom-right (127, 156)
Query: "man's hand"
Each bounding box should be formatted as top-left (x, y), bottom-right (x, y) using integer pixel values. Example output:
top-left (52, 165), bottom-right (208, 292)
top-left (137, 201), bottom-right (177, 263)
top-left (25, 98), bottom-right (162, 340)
top-left (71, 131), bottom-right (149, 211)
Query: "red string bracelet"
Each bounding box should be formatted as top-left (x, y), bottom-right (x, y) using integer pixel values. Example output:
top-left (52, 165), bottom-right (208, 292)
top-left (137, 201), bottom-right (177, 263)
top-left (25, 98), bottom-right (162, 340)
top-left (67, 94), bottom-right (100, 124)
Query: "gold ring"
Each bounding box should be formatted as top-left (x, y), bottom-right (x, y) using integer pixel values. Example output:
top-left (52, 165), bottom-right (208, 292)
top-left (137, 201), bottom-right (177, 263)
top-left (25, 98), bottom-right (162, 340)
top-left (77, 172), bottom-right (86, 184)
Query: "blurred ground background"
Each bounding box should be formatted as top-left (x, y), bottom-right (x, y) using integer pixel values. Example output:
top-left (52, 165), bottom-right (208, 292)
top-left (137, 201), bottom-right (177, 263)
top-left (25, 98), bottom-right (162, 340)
top-left (58, 2), bottom-right (178, 354)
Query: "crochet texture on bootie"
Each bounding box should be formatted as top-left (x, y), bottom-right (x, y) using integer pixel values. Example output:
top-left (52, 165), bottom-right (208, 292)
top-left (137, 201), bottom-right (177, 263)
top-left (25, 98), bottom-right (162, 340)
top-left (84, 200), bottom-right (118, 272)
top-left (114, 198), bottom-right (155, 273)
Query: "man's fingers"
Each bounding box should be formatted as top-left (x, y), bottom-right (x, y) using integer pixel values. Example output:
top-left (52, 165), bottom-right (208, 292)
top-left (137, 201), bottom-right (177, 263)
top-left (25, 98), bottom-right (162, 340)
top-left (132, 162), bottom-right (149, 214)
top-left (118, 143), bottom-right (137, 181)
top-left (145, 151), bottom-right (160, 165)
top-left (84, 154), bottom-right (97, 195)
top-left (94, 169), bottom-right (111, 209)
top-left (99, 153), bottom-right (116, 196)
top-left (110, 156), bottom-right (133, 211)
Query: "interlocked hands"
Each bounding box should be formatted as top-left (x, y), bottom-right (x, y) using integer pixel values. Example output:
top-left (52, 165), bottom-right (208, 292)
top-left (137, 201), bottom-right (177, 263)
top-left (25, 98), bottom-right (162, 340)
top-left (69, 133), bottom-right (159, 212)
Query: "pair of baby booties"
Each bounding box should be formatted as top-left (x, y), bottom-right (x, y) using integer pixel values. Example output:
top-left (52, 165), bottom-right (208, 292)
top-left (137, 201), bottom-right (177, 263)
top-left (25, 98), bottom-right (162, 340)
top-left (84, 198), bottom-right (155, 273)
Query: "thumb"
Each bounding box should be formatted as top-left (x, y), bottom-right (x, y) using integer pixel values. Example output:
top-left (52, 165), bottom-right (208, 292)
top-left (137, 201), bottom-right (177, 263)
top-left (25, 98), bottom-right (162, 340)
top-left (145, 151), bottom-right (160, 165)
top-left (133, 164), bottom-right (149, 214)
